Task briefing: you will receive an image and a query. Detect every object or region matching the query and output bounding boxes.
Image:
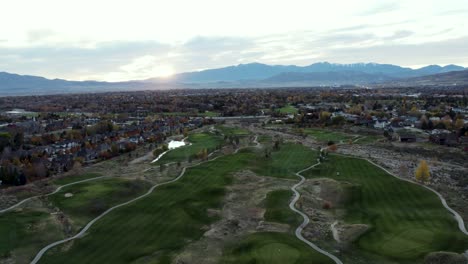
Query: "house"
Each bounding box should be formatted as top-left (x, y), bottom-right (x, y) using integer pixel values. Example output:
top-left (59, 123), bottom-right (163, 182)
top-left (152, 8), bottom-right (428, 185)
top-left (374, 120), bottom-right (390, 129)
top-left (430, 131), bottom-right (459, 146)
top-left (398, 133), bottom-right (417, 142)
top-left (394, 131), bottom-right (417, 142)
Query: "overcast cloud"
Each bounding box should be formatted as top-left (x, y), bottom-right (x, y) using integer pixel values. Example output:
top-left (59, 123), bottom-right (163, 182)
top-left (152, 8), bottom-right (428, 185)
top-left (0, 0), bottom-right (467, 81)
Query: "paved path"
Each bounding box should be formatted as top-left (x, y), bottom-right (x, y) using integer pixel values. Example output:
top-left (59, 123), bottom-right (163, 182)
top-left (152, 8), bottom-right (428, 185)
top-left (30, 136), bottom-right (256, 264)
top-left (0, 176), bottom-right (110, 214)
top-left (362, 157), bottom-right (468, 236)
top-left (289, 160), bottom-right (344, 264)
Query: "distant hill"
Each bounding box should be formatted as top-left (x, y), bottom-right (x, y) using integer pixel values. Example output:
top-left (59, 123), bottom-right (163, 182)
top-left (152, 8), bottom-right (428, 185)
top-left (263, 71), bottom-right (396, 85)
top-left (381, 69), bottom-right (468, 87)
top-left (152, 62), bottom-right (466, 83)
top-left (0, 72), bottom-right (155, 96)
top-left (1, 62), bottom-right (466, 96)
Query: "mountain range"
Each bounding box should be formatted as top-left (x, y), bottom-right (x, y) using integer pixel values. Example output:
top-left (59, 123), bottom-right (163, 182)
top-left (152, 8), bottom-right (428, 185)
top-left (158, 62), bottom-right (465, 83)
top-left (1, 62), bottom-right (467, 96)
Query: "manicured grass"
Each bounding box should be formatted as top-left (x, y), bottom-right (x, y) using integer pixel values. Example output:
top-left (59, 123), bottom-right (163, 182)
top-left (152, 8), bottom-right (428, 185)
top-left (159, 112), bottom-right (189, 116)
top-left (304, 155), bottom-right (468, 263)
top-left (252, 143), bottom-right (318, 179)
top-left (354, 135), bottom-right (382, 144)
top-left (0, 178), bottom-right (149, 263)
top-left (303, 128), bottom-right (355, 143)
top-left (258, 135), bottom-right (272, 144)
top-left (264, 190), bottom-right (301, 227)
top-left (157, 111), bottom-right (219, 117)
top-left (153, 132), bottom-right (223, 165)
top-left (221, 232), bottom-right (334, 264)
top-left (0, 210), bottom-right (64, 262)
top-left (40, 151), bottom-right (256, 264)
top-left (216, 125), bottom-right (250, 137)
top-left (199, 111), bottom-right (220, 117)
top-left (48, 178), bottom-right (150, 228)
top-left (278, 104), bottom-right (298, 114)
top-left (52, 172), bottom-right (103, 185)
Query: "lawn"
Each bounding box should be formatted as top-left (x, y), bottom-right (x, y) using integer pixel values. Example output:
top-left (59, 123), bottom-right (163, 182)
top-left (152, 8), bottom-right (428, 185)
top-left (215, 125), bottom-right (250, 137)
top-left (251, 143), bottom-right (318, 179)
top-left (0, 178), bottom-right (150, 263)
top-left (278, 104), bottom-right (298, 114)
top-left (303, 128), bottom-right (355, 143)
top-left (304, 155), bottom-right (468, 263)
top-left (354, 135), bottom-right (383, 145)
top-left (48, 178), bottom-right (150, 228)
top-left (157, 111), bottom-right (219, 117)
top-left (258, 135), bottom-right (272, 144)
top-left (264, 190), bottom-right (301, 227)
top-left (221, 232), bottom-right (334, 264)
top-left (153, 132), bottom-right (224, 165)
top-left (52, 172), bottom-right (103, 185)
top-left (0, 210), bottom-right (64, 263)
top-left (199, 111), bottom-right (220, 117)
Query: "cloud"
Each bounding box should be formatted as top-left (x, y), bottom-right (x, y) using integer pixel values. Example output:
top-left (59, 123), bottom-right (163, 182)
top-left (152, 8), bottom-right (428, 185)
top-left (383, 30), bottom-right (414, 41)
top-left (319, 36), bottom-right (468, 66)
top-left (1, 29), bottom-right (467, 81)
top-left (27, 29), bottom-right (57, 42)
top-left (359, 1), bottom-right (400, 16)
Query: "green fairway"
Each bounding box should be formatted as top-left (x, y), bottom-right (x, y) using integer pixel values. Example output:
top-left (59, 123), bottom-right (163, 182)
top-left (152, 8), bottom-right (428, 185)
top-left (264, 190), bottom-right (301, 227)
top-left (221, 232), bottom-right (334, 264)
top-left (278, 104), bottom-right (298, 114)
top-left (52, 172), bottom-right (103, 185)
top-left (303, 128), bottom-right (355, 143)
top-left (0, 210), bottom-right (64, 262)
top-left (304, 155), bottom-right (468, 262)
top-left (252, 143), bottom-right (318, 179)
top-left (354, 135), bottom-right (382, 144)
top-left (38, 143), bottom-right (330, 264)
top-left (40, 151), bottom-right (255, 264)
top-left (0, 178), bottom-right (149, 263)
top-left (258, 135), bottom-right (272, 144)
top-left (199, 111), bottom-right (220, 117)
top-left (215, 125), bottom-right (250, 137)
top-left (48, 178), bottom-right (150, 228)
top-left (153, 132), bottom-right (223, 165)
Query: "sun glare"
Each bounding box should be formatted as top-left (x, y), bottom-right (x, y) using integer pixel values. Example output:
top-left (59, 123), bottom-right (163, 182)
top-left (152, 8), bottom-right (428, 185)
top-left (154, 65), bottom-right (175, 78)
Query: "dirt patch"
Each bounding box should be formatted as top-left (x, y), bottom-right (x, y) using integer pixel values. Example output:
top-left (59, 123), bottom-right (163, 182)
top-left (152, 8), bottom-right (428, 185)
top-left (335, 223), bottom-right (370, 244)
top-left (172, 170), bottom-right (293, 264)
top-left (424, 251), bottom-right (467, 264)
top-left (295, 178), bottom-right (358, 243)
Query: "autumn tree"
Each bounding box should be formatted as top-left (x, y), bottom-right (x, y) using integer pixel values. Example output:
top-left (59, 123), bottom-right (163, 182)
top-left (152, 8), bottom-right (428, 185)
top-left (415, 160), bottom-right (430, 183)
top-left (454, 118), bottom-right (464, 130)
top-left (319, 111), bottom-right (331, 122)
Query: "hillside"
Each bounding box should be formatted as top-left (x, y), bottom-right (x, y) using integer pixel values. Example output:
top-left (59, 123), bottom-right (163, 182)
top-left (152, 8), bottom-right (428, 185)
top-left (1, 62), bottom-right (466, 96)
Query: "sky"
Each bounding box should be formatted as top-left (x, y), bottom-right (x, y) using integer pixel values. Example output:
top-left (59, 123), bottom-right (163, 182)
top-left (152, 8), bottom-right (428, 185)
top-left (1, 0), bottom-right (467, 81)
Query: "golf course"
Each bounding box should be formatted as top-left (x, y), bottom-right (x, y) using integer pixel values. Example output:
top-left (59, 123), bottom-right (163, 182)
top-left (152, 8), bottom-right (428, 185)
top-left (304, 154), bottom-right (468, 263)
top-left (1, 127), bottom-right (467, 264)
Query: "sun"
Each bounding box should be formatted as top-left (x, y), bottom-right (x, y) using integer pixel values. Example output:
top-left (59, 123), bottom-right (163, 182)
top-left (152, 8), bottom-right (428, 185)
top-left (154, 65), bottom-right (175, 78)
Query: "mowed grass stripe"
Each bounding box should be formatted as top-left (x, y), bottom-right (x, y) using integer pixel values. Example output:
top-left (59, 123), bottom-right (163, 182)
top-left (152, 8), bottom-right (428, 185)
top-left (305, 155), bottom-right (468, 262)
top-left (221, 232), bottom-right (334, 264)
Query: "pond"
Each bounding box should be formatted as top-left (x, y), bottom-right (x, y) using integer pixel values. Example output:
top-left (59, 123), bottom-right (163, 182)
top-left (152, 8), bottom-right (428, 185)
top-left (151, 140), bottom-right (187, 163)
